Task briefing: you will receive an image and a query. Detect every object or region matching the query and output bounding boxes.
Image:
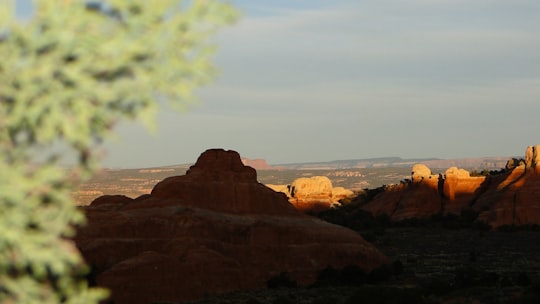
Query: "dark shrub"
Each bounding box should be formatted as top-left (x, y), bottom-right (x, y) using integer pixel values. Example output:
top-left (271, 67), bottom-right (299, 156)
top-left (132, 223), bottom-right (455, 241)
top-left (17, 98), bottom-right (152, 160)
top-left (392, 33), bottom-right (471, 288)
top-left (266, 272), bottom-right (297, 289)
top-left (454, 266), bottom-right (478, 288)
top-left (497, 225), bottom-right (518, 232)
top-left (313, 265), bottom-right (367, 287)
top-left (361, 231), bottom-right (380, 242)
top-left (244, 298), bottom-right (263, 304)
top-left (454, 266), bottom-right (499, 288)
top-left (515, 293), bottom-right (540, 304)
top-left (317, 197), bottom-right (390, 233)
top-left (367, 264), bottom-right (393, 284)
top-left (395, 217), bottom-right (429, 227)
top-left (311, 295), bottom-right (341, 304)
top-left (344, 286), bottom-right (424, 304)
top-left (532, 278), bottom-right (540, 294)
top-left (272, 296), bottom-right (295, 304)
top-left (375, 213), bottom-right (392, 226)
top-left (471, 220), bottom-right (491, 230)
top-left (313, 266), bottom-right (342, 287)
top-left (500, 275), bottom-right (514, 288)
top-left (342, 265), bottom-right (368, 286)
top-left (460, 209), bottom-right (480, 222)
top-left (421, 276), bottom-right (453, 296)
top-left (391, 260), bottom-right (404, 276)
top-left (516, 273), bottom-right (532, 286)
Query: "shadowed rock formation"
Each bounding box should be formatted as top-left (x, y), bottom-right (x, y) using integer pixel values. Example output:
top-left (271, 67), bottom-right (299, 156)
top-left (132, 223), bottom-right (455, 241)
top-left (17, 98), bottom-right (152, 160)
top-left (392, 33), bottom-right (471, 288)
top-left (360, 145), bottom-right (540, 228)
top-left (473, 162), bottom-right (540, 227)
top-left (442, 166), bottom-right (486, 214)
top-left (75, 149), bottom-right (387, 304)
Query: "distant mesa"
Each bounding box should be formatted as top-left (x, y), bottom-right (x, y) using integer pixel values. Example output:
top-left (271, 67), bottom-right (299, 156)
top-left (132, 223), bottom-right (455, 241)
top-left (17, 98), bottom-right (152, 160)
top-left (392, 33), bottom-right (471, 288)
top-left (76, 148), bottom-right (388, 304)
top-left (360, 144), bottom-right (540, 228)
top-left (241, 157), bottom-right (282, 170)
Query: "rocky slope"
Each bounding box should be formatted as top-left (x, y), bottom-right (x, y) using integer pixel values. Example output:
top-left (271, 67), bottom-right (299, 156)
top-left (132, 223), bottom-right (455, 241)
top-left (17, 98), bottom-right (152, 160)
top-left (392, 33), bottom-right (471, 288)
top-left (360, 145), bottom-right (540, 228)
top-left (75, 149), bottom-right (388, 304)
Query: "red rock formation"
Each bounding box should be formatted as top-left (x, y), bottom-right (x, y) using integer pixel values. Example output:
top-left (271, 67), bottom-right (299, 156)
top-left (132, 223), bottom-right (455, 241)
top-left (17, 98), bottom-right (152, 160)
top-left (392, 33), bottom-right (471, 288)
top-left (411, 163), bottom-right (433, 182)
top-left (362, 177), bottom-right (441, 221)
top-left (267, 176), bottom-right (354, 213)
top-left (135, 149), bottom-right (298, 215)
top-left (289, 176), bottom-right (334, 212)
top-left (359, 145), bottom-right (540, 228)
top-left (443, 167), bottom-right (486, 215)
top-left (473, 165), bottom-right (540, 227)
top-left (332, 187), bottom-right (355, 203)
top-left (361, 165), bottom-right (490, 222)
top-left (525, 144), bottom-right (540, 174)
top-left (76, 149), bottom-right (388, 304)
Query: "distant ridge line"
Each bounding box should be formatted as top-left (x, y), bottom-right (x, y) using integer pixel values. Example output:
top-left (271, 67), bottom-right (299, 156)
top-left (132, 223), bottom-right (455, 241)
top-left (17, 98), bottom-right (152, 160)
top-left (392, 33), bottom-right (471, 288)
top-left (275, 156), bottom-right (513, 170)
top-left (105, 156), bottom-right (516, 171)
top-left (276, 156), bottom-right (440, 166)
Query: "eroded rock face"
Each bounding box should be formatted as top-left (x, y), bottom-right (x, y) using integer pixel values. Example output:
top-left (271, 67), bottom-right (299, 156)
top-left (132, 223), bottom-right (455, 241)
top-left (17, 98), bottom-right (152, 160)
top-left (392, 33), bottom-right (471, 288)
top-left (141, 149), bottom-right (296, 216)
top-left (473, 165), bottom-right (540, 227)
top-left (411, 164), bottom-right (432, 182)
top-left (268, 176), bottom-right (354, 213)
top-left (332, 186), bottom-right (355, 202)
top-left (525, 144), bottom-right (540, 173)
top-left (443, 167), bottom-right (485, 213)
top-left (360, 145), bottom-right (540, 228)
top-left (289, 176), bottom-right (334, 211)
top-left (361, 178), bottom-right (442, 221)
top-left (76, 149), bottom-right (388, 304)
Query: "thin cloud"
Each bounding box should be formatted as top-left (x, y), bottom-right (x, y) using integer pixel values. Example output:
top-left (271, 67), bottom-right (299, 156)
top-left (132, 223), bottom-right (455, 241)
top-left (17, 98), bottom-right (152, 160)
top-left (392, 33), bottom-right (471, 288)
top-left (103, 0), bottom-right (540, 167)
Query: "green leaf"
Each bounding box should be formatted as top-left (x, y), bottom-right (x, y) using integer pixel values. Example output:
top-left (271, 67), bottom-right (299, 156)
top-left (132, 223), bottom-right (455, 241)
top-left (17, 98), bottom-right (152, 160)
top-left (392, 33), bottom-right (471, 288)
top-left (0, 0), bottom-right (238, 302)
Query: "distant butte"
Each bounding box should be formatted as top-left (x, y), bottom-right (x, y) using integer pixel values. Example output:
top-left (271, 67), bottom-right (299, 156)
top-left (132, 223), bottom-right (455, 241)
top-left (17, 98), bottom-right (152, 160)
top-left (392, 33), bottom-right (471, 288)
top-left (241, 157), bottom-right (285, 170)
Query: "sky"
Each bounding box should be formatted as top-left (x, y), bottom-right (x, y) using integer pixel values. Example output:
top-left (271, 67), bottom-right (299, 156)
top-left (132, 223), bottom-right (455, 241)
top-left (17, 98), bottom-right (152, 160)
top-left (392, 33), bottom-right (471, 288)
top-left (17, 0), bottom-right (540, 168)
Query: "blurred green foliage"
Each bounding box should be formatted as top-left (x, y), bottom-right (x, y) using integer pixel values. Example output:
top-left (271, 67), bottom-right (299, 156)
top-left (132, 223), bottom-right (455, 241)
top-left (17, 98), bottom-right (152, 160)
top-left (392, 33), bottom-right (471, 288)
top-left (0, 0), bottom-right (237, 302)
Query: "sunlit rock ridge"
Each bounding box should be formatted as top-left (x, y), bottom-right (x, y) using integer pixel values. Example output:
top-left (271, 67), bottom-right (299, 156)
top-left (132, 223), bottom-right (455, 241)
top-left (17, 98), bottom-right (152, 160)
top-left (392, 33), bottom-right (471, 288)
top-left (361, 144), bottom-right (540, 228)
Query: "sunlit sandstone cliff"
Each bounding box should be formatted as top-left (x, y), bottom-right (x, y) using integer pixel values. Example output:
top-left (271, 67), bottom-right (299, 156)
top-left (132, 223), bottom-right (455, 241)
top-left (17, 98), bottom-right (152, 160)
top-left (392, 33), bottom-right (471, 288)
top-left (361, 145), bottom-right (540, 228)
top-left (76, 149), bottom-right (387, 304)
top-left (267, 176), bottom-right (354, 213)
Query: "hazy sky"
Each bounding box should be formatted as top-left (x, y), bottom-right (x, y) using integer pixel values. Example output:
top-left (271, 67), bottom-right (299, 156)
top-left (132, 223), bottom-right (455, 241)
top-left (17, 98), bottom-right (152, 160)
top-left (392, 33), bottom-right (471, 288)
top-left (17, 1), bottom-right (540, 168)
